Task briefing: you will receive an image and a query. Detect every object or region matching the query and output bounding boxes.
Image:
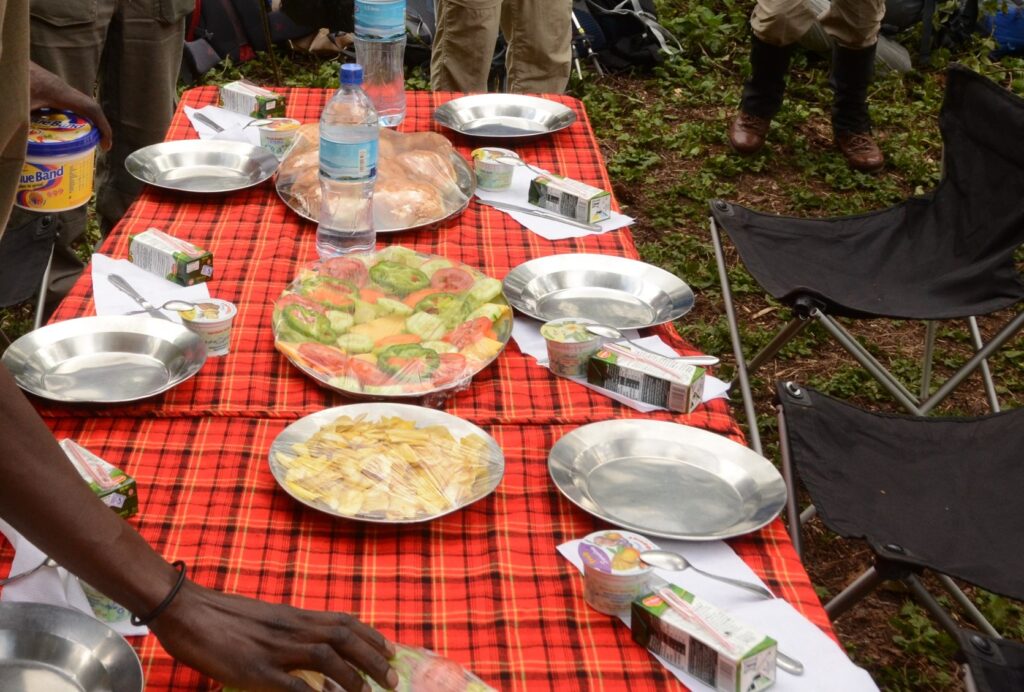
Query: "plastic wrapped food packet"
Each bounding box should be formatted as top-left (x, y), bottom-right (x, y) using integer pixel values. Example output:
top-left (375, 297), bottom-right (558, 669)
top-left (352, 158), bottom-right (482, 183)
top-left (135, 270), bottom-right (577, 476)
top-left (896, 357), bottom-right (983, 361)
top-left (276, 125), bottom-right (468, 229)
top-left (227, 645), bottom-right (495, 691)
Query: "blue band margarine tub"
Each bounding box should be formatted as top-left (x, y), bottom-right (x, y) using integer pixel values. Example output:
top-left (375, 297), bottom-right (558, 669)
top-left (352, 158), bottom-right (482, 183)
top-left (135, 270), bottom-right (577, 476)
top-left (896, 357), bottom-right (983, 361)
top-left (17, 109), bottom-right (101, 212)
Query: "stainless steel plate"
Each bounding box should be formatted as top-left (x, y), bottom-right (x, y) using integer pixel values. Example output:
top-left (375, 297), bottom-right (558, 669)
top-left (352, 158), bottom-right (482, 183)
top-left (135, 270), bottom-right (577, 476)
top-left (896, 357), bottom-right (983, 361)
top-left (268, 403), bottom-right (504, 523)
top-left (502, 254), bottom-right (695, 329)
top-left (125, 139), bottom-right (279, 193)
top-left (2, 316), bottom-right (208, 403)
top-left (276, 151), bottom-right (475, 233)
top-left (548, 419), bottom-right (787, 541)
top-left (0, 602), bottom-right (143, 692)
top-left (433, 94), bottom-right (577, 138)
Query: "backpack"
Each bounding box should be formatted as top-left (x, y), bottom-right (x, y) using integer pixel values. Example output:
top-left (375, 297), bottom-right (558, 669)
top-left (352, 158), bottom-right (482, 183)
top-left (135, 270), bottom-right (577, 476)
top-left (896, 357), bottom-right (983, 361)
top-left (573, 0), bottom-right (681, 73)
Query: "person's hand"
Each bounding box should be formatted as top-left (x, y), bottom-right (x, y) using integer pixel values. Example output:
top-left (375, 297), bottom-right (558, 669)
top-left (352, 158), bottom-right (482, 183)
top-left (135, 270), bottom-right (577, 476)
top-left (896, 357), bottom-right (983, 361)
top-left (150, 580), bottom-right (398, 691)
top-left (29, 62), bottom-right (113, 150)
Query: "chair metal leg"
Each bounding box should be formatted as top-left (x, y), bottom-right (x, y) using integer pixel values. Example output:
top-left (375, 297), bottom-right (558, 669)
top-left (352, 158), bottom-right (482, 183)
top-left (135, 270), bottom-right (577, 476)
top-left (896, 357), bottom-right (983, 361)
top-left (748, 317), bottom-right (811, 373)
top-left (968, 317), bottom-right (1001, 413)
top-left (906, 574), bottom-right (973, 640)
top-left (33, 243), bottom-right (55, 331)
top-left (813, 311), bottom-right (923, 413)
top-left (937, 574), bottom-right (1000, 638)
top-left (799, 505), bottom-right (816, 523)
top-left (920, 310), bottom-right (1024, 414)
top-left (776, 405), bottom-right (802, 558)
top-left (825, 565), bottom-right (885, 620)
top-left (921, 321), bottom-right (937, 400)
top-left (963, 664), bottom-right (979, 692)
top-left (711, 217), bottom-right (763, 455)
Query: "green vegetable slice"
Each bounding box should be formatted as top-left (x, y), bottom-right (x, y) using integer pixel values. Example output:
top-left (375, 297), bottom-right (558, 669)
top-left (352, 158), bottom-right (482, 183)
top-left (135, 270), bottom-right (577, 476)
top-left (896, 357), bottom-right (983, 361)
top-left (283, 304), bottom-right (334, 343)
top-left (376, 344), bottom-right (440, 381)
top-left (369, 261), bottom-right (430, 296)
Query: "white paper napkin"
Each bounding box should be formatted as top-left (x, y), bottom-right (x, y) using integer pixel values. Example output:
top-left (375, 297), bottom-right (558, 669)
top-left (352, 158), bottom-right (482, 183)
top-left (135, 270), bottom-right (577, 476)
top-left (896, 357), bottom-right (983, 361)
top-left (558, 536), bottom-right (878, 691)
top-left (0, 520), bottom-right (148, 637)
top-left (184, 105), bottom-right (260, 146)
top-left (91, 253), bottom-right (211, 324)
top-left (475, 165), bottom-right (634, 240)
top-left (511, 316), bottom-right (729, 412)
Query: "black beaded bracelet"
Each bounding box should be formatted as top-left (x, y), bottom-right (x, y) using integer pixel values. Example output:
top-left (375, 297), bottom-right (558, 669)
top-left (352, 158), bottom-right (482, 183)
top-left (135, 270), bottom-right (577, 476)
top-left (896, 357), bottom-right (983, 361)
top-left (130, 560), bottom-right (187, 627)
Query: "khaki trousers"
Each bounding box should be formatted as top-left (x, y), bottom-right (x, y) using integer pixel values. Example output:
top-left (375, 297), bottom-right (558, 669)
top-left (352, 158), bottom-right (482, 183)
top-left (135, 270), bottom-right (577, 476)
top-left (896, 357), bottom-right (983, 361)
top-left (751, 0), bottom-right (886, 49)
top-left (431, 0), bottom-right (572, 94)
top-left (0, 0), bottom-right (29, 237)
top-left (20, 0), bottom-right (187, 302)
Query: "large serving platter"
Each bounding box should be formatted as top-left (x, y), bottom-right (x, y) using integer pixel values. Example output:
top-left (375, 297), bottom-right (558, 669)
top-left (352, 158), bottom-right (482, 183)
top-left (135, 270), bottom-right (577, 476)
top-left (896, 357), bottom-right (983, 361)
top-left (125, 139), bottom-right (278, 193)
top-left (0, 602), bottom-right (143, 692)
top-left (433, 94), bottom-right (577, 138)
top-left (2, 316), bottom-right (207, 403)
top-left (548, 419), bottom-right (787, 541)
top-left (502, 253), bottom-right (695, 330)
top-left (268, 403), bottom-right (504, 523)
top-left (272, 247), bottom-right (512, 400)
top-left (276, 150), bottom-right (475, 233)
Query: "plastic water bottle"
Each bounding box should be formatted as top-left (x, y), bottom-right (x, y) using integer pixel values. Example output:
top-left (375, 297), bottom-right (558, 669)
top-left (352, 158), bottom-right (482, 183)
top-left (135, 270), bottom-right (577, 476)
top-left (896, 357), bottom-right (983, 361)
top-left (316, 63), bottom-right (379, 258)
top-left (353, 0), bottom-right (407, 127)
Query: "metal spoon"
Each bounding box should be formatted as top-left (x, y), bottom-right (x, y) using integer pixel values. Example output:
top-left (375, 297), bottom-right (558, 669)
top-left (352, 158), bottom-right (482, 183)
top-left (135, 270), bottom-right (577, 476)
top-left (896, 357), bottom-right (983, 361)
top-left (585, 325), bottom-right (720, 366)
top-left (127, 299), bottom-right (218, 314)
top-left (0, 557), bottom-right (57, 586)
top-left (641, 550), bottom-right (775, 599)
top-left (640, 550), bottom-right (805, 676)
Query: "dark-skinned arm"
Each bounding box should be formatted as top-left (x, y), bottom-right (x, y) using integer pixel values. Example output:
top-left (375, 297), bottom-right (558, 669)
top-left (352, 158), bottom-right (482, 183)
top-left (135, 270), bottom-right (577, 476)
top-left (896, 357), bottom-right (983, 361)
top-left (29, 62), bottom-right (112, 150)
top-left (0, 364), bottom-right (397, 692)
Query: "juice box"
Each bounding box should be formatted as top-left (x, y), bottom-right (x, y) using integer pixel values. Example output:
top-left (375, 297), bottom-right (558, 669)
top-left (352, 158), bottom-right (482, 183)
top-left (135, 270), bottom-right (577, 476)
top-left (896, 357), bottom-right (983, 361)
top-left (527, 173), bottom-right (611, 224)
top-left (219, 80), bottom-right (286, 118)
top-left (632, 584), bottom-right (777, 692)
top-left (587, 343), bottom-right (705, 413)
top-left (129, 227), bottom-right (213, 286)
top-left (60, 439), bottom-right (138, 519)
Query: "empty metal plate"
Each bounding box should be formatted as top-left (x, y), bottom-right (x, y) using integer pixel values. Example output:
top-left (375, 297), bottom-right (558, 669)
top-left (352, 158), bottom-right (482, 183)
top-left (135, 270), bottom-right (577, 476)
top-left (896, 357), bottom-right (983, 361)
top-left (433, 94), bottom-right (577, 138)
top-left (2, 315), bottom-right (208, 403)
top-left (125, 139), bottom-right (278, 193)
top-left (0, 602), bottom-right (143, 692)
top-left (502, 253), bottom-right (694, 329)
top-left (548, 419), bottom-right (787, 541)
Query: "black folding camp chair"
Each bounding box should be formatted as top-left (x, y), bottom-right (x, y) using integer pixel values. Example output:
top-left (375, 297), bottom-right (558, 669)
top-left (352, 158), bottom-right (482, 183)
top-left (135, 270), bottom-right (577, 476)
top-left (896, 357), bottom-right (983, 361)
top-left (710, 65), bottom-right (1024, 454)
top-left (774, 381), bottom-right (1024, 686)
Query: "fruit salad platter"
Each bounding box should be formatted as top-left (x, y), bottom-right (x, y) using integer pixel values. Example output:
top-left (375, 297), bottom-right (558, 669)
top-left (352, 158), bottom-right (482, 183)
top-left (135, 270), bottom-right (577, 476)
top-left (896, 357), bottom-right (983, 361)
top-left (272, 246), bottom-right (512, 398)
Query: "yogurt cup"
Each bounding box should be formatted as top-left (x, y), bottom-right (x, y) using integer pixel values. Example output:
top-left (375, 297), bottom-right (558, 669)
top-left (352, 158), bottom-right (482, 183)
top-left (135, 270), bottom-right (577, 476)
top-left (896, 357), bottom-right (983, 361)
top-left (472, 147), bottom-right (518, 191)
top-left (254, 117), bottom-right (301, 159)
top-left (17, 109), bottom-right (101, 212)
top-left (178, 299), bottom-right (237, 357)
top-left (541, 317), bottom-right (603, 378)
top-left (578, 529), bottom-right (659, 615)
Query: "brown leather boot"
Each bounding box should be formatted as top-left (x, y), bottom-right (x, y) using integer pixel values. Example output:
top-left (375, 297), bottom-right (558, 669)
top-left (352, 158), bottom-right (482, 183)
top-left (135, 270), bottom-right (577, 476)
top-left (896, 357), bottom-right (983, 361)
top-left (729, 112), bottom-right (771, 155)
top-left (835, 131), bottom-right (884, 173)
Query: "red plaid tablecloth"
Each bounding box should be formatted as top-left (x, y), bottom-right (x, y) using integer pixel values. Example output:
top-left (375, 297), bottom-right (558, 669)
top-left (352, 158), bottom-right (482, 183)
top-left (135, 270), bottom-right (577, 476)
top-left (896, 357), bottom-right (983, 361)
top-left (13, 89), bottom-right (836, 690)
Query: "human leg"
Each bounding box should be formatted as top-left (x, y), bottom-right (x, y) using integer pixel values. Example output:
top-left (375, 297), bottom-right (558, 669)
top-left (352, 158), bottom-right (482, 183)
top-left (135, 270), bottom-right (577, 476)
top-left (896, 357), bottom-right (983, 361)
top-left (823, 0), bottom-right (886, 172)
top-left (430, 0), bottom-right (502, 92)
top-left (96, 0), bottom-right (187, 234)
top-left (729, 0), bottom-right (814, 154)
top-left (500, 0), bottom-right (572, 94)
top-left (27, 0), bottom-right (114, 307)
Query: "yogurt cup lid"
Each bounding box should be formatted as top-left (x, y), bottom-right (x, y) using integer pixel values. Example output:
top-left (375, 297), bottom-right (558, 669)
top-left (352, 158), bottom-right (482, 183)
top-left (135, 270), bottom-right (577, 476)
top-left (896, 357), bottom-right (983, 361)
top-left (578, 530), bottom-right (658, 576)
top-left (472, 147), bottom-right (518, 162)
top-left (540, 318), bottom-right (600, 344)
top-left (26, 109), bottom-right (101, 157)
top-left (179, 299), bottom-right (237, 324)
top-left (253, 117), bottom-right (301, 131)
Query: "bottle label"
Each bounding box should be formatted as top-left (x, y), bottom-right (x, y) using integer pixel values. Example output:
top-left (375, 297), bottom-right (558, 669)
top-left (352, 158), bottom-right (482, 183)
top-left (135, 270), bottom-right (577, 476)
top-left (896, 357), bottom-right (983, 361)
top-left (355, 0), bottom-right (406, 39)
top-left (320, 136), bottom-right (378, 181)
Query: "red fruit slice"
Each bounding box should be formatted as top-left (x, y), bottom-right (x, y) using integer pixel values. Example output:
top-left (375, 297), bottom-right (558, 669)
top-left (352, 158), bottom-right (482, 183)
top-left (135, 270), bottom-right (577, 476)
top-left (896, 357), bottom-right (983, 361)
top-left (345, 358), bottom-right (390, 387)
top-left (430, 267), bottom-right (474, 292)
top-left (321, 257), bottom-right (369, 287)
top-left (433, 352), bottom-right (468, 386)
top-left (295, 343), bottom-right (349, 375)
top-left (444, 317), bottom-right (491, 349)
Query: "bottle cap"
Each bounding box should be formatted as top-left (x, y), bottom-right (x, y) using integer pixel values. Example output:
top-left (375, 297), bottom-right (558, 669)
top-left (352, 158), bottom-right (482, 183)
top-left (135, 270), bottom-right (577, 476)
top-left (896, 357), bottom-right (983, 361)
top-left (340, 63), bottom-right (364, 85)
